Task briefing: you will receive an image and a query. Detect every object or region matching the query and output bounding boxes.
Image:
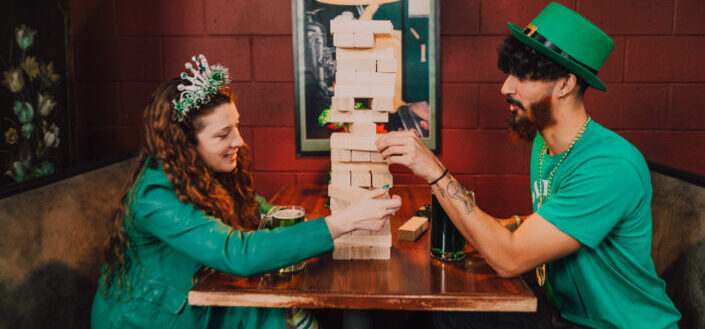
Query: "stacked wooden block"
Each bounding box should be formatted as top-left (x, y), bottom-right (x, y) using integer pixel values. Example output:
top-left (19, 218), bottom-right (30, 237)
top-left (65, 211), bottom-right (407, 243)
top-left (329, 19), bottom-right (397, 260)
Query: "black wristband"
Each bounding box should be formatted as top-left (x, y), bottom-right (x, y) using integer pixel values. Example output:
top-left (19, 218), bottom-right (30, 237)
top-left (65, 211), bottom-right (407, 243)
top-left (428, 168), bottom-right (448, 185)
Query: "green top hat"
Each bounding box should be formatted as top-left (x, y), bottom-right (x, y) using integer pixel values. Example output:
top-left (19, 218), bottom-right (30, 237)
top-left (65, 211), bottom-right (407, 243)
top-left (507, 2), bottom-right (614, 91)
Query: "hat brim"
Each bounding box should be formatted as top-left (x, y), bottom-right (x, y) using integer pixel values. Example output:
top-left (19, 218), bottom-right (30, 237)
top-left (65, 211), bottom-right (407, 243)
top-left (507, 22), bottom-right (607, 92)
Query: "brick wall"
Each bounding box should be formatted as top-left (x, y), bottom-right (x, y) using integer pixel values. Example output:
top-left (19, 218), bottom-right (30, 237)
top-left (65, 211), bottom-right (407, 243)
top-left (71, 0), bottom-right (705, 217)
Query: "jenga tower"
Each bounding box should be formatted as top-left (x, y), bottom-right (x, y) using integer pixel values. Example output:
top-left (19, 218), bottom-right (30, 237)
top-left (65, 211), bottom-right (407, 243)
top-left (328, 19), bottom-right (396, 260)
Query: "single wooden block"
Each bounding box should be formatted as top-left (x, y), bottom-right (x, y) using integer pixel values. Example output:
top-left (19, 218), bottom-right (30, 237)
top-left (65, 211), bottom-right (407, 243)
top-left (351, 171), bottom-right (372, 187)
top-left (353, 32), bottom-right (375, 48)
top-left (328, 184), bottom-right (371, 203)
top-left (329, 109), bottom-right (389, 123)
top-left (337, 58), bottom-right (377, 73)
top-left (330, 197), bottom-right (351, 212)
top-left (331, 96), bottom-right (354, 111)
top-left (330, 133), bottom-right (379, 151)
top-left (351, 150), bottom-right (371, 162)
top-left (336, 47), bottom-right (394, 61)
top-left (335, 84), bottom-right (394, 98)
top-left (371, 97), bottom-right (394, 112)
top-left (332, 162), bottom-right (390, 173)
top-left (330, 19), bottom-right (393, 34)
top-left (372, 172), bottom-right (393, 188)
top-left (333, 32), bottom-right (355, 47)
top-left (377, 58), bottom-right (397, 73)
top-left (335, 72), bottom-right (396, 86)
top-left (349, 122), bottom-right (378, 136)
top-left (398, 216), bottom-right (429, 241)
top-left (330, 171), bottom-right (351, 187)
top-left (331, 148), bottom-right (352, 162)
top-left (370, 151), bottom-right (385, 163)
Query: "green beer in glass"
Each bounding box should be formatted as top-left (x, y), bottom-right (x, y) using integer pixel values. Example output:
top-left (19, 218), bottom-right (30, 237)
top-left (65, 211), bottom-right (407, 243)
top-left (266, 205), bottom-right (306, 274)
top-left (430, 194), bottom-right (466, 262)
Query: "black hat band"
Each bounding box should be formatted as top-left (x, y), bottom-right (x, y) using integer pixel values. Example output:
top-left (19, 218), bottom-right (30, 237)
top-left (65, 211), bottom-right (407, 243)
top-left (522, 24), bottom-right (599, 75)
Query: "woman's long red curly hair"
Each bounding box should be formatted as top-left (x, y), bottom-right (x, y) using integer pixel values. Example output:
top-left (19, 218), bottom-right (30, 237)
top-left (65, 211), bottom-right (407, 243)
top-left (100, 78), bottom-right (260, 297)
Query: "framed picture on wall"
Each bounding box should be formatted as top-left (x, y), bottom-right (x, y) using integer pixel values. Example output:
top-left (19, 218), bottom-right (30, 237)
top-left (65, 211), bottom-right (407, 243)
top-left (292, 0), bottom-right (440, 155)
top-left (0, 0), bottom-right (72, 197)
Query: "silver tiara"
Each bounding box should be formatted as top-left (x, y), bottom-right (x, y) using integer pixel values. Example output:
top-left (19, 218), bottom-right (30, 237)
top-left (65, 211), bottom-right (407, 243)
top-left (172, 54), bottom-right (230, 121)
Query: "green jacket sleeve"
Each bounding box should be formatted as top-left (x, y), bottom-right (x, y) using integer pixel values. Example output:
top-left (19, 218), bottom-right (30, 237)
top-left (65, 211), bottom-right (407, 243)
top-left (255, 193), bottom-right (274, 214)
top-left (130, 176), bottom-right (334, 277)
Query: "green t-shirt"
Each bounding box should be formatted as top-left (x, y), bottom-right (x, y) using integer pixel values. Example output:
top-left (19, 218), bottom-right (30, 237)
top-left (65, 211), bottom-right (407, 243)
top-left (530, 120), bottom-right (681, 329)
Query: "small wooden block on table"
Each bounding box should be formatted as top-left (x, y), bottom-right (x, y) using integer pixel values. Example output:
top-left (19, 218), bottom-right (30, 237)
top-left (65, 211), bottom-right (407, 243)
top-left (398, 216), bottom-right (429, 241)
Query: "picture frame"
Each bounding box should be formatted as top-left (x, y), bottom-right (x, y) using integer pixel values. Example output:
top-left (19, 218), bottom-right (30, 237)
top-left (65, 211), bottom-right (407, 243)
top-left (0, 0), bottom-right (73, 198)
top-left (292, 0), bottom-right (440, 155)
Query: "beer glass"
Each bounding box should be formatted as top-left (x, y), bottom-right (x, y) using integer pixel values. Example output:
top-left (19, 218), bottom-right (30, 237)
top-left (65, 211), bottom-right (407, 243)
top-left (265, 205), bottom-right (307, 274)
top-left (430, 193), bottom-right (466, 262)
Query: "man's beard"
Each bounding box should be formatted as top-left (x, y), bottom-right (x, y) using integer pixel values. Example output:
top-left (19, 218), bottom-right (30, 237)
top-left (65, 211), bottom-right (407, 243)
top-left (507, 95), bottom-right (555, 141)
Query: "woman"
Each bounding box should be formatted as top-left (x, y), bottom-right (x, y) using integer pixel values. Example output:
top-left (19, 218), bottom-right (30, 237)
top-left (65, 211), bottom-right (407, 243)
top-left (90, 55), bottom-right (401, 329)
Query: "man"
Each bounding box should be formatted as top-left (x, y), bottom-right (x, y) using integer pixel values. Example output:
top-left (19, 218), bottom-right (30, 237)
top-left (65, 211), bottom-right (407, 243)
top-left (376, 3), bottom-right (681, 329)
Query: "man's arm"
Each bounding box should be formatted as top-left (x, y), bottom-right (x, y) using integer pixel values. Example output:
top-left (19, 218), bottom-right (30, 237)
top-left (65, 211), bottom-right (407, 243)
top-left (430, 173), bottom-right (581, 277)
top-left (375, 131), bottom-right (581, 277)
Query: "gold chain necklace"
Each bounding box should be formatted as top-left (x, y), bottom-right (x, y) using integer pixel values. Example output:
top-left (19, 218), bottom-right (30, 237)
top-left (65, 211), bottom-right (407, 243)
top-left (537, 115), bottom-right (591, 207)
top-left (535, 115), bottom-right (591, 286)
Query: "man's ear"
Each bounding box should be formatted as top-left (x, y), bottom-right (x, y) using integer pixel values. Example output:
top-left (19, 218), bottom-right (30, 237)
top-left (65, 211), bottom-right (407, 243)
top-left (557, 74), bottom-right (578, 99)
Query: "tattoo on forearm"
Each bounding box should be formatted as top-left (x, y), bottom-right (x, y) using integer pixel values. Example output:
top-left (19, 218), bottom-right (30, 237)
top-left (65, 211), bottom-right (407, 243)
top-left (446, 180), bottom-right (475, 215)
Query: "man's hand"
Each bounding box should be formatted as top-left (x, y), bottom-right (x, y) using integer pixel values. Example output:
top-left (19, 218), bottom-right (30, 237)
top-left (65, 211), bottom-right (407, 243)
top-left (375, 130), bottom-right (445, 183)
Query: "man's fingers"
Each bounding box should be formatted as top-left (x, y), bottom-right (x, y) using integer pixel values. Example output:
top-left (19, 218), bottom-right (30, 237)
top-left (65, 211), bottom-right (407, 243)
top-left (381, 145), bottom-right (409, 160)
top-left (376, 134), bottom-right (414, 152)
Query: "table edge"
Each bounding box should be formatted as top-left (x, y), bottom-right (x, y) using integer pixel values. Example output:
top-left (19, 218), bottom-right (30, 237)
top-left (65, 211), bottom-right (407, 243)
top-left (188, 290), bottom-right (537, 312)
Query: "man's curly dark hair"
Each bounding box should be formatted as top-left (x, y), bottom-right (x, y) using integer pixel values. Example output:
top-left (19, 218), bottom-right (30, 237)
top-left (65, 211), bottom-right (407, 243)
top-left (497, 36), bottom-right (589, 97)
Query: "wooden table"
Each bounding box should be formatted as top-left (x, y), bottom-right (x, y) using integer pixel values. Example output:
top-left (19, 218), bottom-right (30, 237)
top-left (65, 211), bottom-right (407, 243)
top-left (189, 184), bottom-right (536, 312)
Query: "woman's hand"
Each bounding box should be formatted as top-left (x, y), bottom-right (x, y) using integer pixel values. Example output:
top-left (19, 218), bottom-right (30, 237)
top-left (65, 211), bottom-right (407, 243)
top-left (375, 130), bottom-right (445, 183)
top-left (325, 188), bottom-right (402, 240)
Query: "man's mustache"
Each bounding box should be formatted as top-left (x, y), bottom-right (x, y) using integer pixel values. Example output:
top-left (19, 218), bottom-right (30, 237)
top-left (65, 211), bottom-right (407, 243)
top-left (506, 96), bottom-right (525, 111)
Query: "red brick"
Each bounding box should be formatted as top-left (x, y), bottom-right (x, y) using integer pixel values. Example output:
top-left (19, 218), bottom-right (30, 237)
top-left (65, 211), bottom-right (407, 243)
top-left (438, 129), bottom-right (531, 175)
top-left (625, 36), bottom-right (705, 82)
top-left (617, 131), bottom-right (667, 165)
top-left (661, 132), bottom-right (705, 176)
top-left (441, 0), bottom-right (480, 35)
top-left (473, 175), bottom-right (532, 218)
top-left (163, 37), bottom-right (251, 81)
top-left (442, 83), bottom-right (478, 128)
top-left (584, 84), bottom-right (668, 129)
top-left (481, 0), bottom-right (575, 35)
top-left (71, 0), bottom-right (116, 36)
top-left (442, 36), bottom-right (506, 82)
top-left (75, 126), bottom-right (142, 162)
top-left (252, 127), bottom-right (329, 172)
top-left (675, 0), bottom-right (705, 34)
top-left (73, 82), bottom-right (120, 126)
top-left (478, 83), bottom-right (507, 129)
top-left (296, 172), bottom-right (329, 185)
top-left (669, 84), bottom-right (705, 129)
top-left (231, 83), bottom-right (295, 127)
top-left (252, 171), bottom-right (297, 199)
top-left (205, 0), bottom-right (291, 35)
top-left (116, 0), bottom-right (205, 36)
top-left (75, 38), bottom-right (162, 80)
top-left (577, 0), bottom-right (673, 35)
top-left (253, 36), bottom-right (293, 82)
top-left (120, 81), bottom-right (161, 125)
top-left (598, 36), bottom-right (624, 82)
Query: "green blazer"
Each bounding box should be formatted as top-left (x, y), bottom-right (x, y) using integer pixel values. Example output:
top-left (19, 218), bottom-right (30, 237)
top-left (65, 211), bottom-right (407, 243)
top-left (90, 160), bottom-right (334, 329)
